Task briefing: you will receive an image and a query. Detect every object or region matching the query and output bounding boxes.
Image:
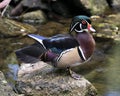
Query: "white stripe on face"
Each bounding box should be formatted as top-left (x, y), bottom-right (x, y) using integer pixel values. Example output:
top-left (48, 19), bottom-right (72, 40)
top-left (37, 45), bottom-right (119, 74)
top-left (70, 22), bottom-right (79, 32)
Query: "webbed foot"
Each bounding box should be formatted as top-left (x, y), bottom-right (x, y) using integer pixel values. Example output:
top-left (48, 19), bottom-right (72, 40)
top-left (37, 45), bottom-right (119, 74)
top-left (68, 68), bottom-right (82, 80)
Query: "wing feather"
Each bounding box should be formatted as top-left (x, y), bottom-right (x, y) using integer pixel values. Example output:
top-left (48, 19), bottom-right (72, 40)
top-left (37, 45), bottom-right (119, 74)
top-left (15, 43), bottom-right (46, 63)
top-left (43, 34), bottom-right (79, 50)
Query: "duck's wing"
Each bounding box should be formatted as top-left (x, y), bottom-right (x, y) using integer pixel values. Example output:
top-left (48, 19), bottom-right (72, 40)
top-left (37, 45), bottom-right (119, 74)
top-left (28, 34), bottom-right (47, 49)
top-left (15, 34), bottom-right (79, 63)
top-left (15, 34), bottom-right (48, 63)
top-left (15, 42), bottom-right (46, 63)
top-left (43, 34), bottom-right (79, 50)
top-left (28, 34), bottom-right (79, 52)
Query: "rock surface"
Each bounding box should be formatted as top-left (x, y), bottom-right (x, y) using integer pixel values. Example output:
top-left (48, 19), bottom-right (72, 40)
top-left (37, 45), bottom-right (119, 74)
top-left (16, 62), bottom-right (97, 96)
top-left (81, 0), bottom-right (120, 14)
top-left (15, 10), bottom-right (47, 24)
top-left (0, 18), bottom-right (37, 37)
top-left (0, 71), bottom-right (17, 96)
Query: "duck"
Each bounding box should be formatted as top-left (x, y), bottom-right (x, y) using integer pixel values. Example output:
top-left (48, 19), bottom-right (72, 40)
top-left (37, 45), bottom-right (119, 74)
top-left (15, 15), bottom-right (96, 79)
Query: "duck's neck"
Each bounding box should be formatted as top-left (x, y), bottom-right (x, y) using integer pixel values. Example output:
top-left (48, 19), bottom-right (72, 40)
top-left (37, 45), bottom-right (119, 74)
top-left (76, 31), bottom-right (95, 59)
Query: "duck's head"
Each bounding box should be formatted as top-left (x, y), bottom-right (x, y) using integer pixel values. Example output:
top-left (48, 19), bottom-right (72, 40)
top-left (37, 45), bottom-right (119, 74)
top-left (69, 15), bottom-right (96, 33)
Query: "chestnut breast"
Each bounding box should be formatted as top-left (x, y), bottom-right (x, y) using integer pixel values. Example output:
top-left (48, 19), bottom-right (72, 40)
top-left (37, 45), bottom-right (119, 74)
top-left (76, 31), bottom-right (95, 59)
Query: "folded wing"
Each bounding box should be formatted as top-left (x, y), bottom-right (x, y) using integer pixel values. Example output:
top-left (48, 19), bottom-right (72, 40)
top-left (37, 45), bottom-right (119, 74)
top-left (15, 34), bottom-right (79, 63)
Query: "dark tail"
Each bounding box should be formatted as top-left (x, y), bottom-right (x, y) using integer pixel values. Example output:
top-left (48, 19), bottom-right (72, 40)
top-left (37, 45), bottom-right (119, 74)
top-left (15, 43), bottom-right (47, 63)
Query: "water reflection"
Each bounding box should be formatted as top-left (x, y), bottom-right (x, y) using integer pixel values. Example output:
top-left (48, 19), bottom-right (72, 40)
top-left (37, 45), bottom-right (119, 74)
top-left (104, 91), bottom-right (120, 96)
top-left (85, 41), bottom-right (120, 96)
top-left (104, 41), bottom-right (120, 96)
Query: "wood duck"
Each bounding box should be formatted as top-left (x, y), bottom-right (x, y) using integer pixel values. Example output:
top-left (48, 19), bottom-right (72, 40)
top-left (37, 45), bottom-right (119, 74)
top-left (15, 15), bottom-right (96, 79)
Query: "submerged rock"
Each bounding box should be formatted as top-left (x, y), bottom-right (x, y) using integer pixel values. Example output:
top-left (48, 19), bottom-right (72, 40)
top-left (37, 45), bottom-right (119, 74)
top-left (16, 61), bottom-right (97, 96)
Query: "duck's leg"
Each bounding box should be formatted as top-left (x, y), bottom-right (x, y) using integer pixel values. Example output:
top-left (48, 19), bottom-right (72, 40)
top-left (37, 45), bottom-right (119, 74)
top-left (68, 68), bottom-right (82, 80)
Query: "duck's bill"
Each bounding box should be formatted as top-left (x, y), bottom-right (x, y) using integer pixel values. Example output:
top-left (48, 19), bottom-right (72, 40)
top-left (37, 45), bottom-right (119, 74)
top-left (89, 26), bottom-right (96, 32)
top-left (88, 24), bottom-right (96, 32)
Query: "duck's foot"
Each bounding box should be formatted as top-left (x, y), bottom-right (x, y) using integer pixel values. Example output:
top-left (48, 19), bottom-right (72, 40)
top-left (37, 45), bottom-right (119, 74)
top-left (68, 68), bottom-right (82, 80)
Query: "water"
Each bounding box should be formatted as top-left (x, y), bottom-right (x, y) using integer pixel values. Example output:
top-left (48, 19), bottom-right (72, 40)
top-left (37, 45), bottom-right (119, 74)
top-left (84, 41), bottom-right (120, 96)
top-left (104, 91), bottom-right (120, 96)
top-left (104, 41), bottom-right (120, 96)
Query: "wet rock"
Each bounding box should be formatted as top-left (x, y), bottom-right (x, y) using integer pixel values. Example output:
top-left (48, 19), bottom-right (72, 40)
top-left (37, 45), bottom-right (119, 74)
top-left (91, 14), bottom-right (120, 40)
top-left (0, 71), bottom-right (17, 96)
top-left (12, 10), bottom-right (47, 24)
top-left (0, 18), bottom-right (37, 37)
top-left (16, 62), bottom-right (97, 96)
top-left (81, 0), bottom-right (120, 14)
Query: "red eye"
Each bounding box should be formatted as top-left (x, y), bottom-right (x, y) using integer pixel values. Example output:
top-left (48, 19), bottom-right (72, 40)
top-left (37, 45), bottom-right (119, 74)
top-left (82, 20), bottom-right (86, 24)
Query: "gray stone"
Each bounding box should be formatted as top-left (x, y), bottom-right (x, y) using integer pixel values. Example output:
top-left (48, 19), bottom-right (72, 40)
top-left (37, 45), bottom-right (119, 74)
top-left (17, 61), bottom-right (97, 96)
top-left (0, 71), bottom-right (17, 96)
top-left (18, 10), bottom-right (47, 24)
